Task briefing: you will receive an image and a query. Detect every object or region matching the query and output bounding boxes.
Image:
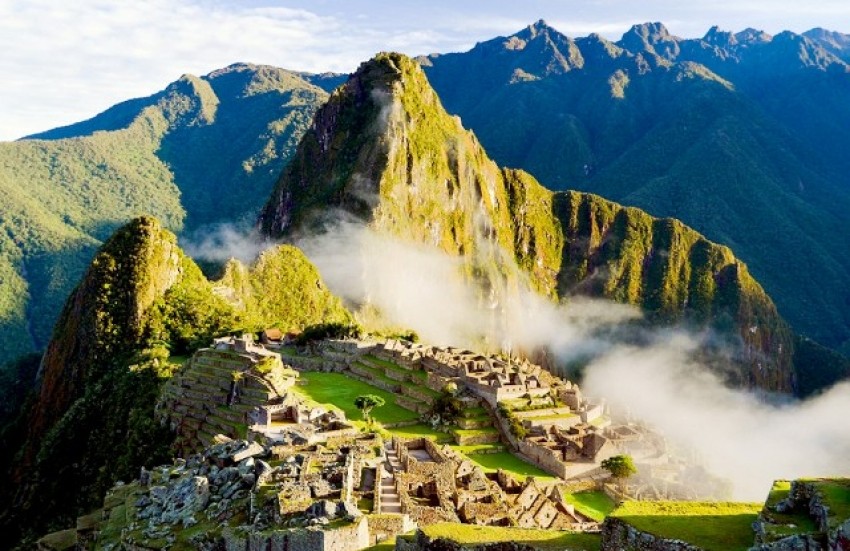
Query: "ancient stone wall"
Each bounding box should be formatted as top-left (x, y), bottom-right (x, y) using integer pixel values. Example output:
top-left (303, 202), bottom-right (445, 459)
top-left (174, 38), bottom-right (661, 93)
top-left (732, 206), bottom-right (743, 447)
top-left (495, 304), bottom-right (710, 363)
top-left (366, 514), bottom-right (415, 547)
top-left (601, 517), bottom-right (705, 550)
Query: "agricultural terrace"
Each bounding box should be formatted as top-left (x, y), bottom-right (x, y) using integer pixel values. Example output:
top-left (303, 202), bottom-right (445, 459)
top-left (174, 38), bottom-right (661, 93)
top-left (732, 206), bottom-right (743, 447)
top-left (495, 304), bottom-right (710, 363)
top-left (610, 501), bottom-right (763, 551)
top-left (415, 523), bottom-right (600, 551)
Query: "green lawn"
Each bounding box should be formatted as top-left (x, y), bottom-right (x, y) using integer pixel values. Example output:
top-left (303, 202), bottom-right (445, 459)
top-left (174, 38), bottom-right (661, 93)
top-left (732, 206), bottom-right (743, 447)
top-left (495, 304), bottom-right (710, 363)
top-left (611, 501), bottom-right (763, 551)
top-left (452, 450), bottom-right (556, 482)
top-left (450, 443), bottom-right (506, 454)
top-left (387, 423), bottom-right (453, 443)
top-left (812, 479), bottom-right (850, 528)
top-left (562, 491), bottom-right (617, 522)
top-left (421, 523), bottom-right (599, 551)
top-left (292, 372), bottom-right (419, 425)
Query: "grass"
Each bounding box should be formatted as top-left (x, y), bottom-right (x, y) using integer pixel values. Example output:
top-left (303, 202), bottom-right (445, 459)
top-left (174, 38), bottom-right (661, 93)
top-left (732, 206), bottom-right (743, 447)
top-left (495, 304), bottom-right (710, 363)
top-left (450, 443), bottom-right (506, 454)
top-left (452, 450), bottom-right (556, 482)
top-left (561, 490), bottom-right (617, 522)
top-left (451, 427), bottom-right (499, 438)
top-left (421, 523), bottom-right (600, 551)
top-left (167, 354), bottom-right (189, 366)
top-left (811, 479), bottom-right (850, 528)
top-left (386, 423), bottom-right (453, 443)
top-left (292, 371), bottom-right (419, 425)
top-left (761, 480), bottom-right (818, 540)
top-left (362, 538), bottom-right (398, 551)
top-left (611, 501), bottom-right (763, 551)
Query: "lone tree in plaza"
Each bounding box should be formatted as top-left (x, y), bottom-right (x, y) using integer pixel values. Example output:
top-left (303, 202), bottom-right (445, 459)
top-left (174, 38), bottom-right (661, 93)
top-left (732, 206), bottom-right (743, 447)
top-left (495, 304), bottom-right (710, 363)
top-left (601, 454), bottom-right (637, 488)
top-left (354, 394), bottom-right (386, 424)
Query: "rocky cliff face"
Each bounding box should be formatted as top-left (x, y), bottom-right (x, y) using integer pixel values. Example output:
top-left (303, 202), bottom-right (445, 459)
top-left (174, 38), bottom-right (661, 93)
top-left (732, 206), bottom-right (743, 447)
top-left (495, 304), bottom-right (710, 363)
top-left (259, 52), bottom-right (795, 392)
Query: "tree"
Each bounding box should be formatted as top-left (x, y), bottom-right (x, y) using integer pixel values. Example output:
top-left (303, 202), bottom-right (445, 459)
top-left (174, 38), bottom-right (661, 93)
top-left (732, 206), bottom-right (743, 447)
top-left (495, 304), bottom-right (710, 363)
top-left (354, 394), bottom-right (386, 424)
top-left (601, 454), bottom-right (637, 486)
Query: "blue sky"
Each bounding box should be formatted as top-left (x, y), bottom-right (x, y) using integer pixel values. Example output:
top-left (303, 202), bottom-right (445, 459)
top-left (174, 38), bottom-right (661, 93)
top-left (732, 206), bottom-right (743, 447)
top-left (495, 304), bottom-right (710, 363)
top-left (2, 0), bottom-right (849, 141)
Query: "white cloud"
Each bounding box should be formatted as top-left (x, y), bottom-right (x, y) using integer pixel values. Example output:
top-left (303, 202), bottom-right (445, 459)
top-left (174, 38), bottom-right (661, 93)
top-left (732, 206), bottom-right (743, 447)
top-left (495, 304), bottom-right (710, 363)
top-left (1, 0), bottom-right (850, 140)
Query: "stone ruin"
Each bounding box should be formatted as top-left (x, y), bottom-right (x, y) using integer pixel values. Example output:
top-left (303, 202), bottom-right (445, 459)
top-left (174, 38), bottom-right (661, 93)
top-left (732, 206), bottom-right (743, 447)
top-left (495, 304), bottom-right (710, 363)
top-left (390, 437), bottom-right (597, 531)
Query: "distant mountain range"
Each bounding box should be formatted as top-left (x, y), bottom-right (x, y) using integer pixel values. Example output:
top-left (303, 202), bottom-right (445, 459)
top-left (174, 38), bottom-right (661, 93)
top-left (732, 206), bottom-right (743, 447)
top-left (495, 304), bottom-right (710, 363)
top-left (420, 21), bottom-right (850, 354)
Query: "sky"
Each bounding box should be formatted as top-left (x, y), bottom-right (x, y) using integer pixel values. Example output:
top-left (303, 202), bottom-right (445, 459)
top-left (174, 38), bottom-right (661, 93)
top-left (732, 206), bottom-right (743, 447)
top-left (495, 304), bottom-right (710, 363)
top-left (2, 0), bottom-right (850, 141)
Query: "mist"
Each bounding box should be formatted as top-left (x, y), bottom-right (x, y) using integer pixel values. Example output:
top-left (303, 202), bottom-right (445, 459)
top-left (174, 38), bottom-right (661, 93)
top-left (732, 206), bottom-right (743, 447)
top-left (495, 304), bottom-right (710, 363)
top-left (297, 220), bottom-right (639, 355)
top-left (582, 336), bottom-right (850, 500)
top-left (296, 220), bottom-right (850, 500)
top-left (181, 223), bottom-right (278, 264)
top-left (180, 215), bottom-right (850, 499)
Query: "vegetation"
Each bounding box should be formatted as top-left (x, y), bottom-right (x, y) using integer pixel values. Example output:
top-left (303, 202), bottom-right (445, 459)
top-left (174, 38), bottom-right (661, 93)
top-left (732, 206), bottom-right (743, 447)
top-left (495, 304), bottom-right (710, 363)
top-left (760, 480), bottom-right (818, 541)
top-left (809, 478), bottom-right (850, 528)
top-left (0, 63), bottom-right (339, 368)
top-left (601, 454), bottom-right (637, 482)
top-left (354, 394), bottom-right (386, 423)
top-left (0, 217), bottom-right (243, 544)
top-left (561, 490), bottom-right (617, 522)
top-left (217, 246), bottom-right (353, 335)
top-left (420, 522), bottom-right (600, 550)
top-left (292, 321), bottom-right (362, 345)
top-left (422, 21), bottom-right (850, 360)
top-left (291, 372), bottom-right (418, 425)
top-left (429, 389), bottom-right (464, 424)
top-left (454, 450), bottom-right (556, 482)
top-left (0, 216), bottom-right (351, 547)
top-left (610, 500), bottom-right (763, 551)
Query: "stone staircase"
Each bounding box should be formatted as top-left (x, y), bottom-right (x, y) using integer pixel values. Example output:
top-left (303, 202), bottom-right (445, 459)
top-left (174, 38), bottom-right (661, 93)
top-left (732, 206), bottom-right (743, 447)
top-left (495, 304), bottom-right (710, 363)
top-left (379, 443), bottom-right (403, 514)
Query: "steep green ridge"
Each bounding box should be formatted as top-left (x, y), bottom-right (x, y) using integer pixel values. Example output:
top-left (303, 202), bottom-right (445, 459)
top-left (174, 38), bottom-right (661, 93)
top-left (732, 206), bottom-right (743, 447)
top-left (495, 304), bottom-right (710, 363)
top-left (216, 244), bottom-right (353, 331)
top-left (260, 52), bottom-right (795, 392)
top-left (0, 217), bottom-right (350, 547)
top-left (0, 63), bottom-right (340, 364)
top-left (420, 21), bottom-right (850, 355)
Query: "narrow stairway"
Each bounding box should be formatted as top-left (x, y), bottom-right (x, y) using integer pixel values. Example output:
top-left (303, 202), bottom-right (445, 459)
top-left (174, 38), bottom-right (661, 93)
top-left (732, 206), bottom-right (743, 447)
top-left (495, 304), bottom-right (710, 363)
top-left (379, 443), bottom-right (403, 514)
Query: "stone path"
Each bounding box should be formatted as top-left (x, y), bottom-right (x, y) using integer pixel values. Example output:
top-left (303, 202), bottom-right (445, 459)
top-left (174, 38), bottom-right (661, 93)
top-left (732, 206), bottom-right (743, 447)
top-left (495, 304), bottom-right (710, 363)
top-left (379, 443), bottom-right (402, 513)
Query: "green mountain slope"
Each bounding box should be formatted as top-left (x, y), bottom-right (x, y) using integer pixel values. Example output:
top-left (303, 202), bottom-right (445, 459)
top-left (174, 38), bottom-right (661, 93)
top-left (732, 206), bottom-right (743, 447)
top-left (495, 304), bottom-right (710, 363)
top-left (419, 21), bottom-right (850, 355)
top-left (0, 64), bottom-right (341, 364)
top-left (260, 52), bottom-right (795, 393)
top-left (0, 216), bottom-right (350, 546)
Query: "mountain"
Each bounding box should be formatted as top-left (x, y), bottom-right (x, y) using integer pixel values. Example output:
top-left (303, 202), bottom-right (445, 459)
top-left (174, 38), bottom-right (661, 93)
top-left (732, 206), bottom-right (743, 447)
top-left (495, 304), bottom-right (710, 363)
top-left (0, 63), bottom-right (343, 365)
top-left (259, 52), bottom-right (796, 393)
top-left (418, 21), bottom-right (850, 356)
top-left (0, 216), bottom-right (350, 546)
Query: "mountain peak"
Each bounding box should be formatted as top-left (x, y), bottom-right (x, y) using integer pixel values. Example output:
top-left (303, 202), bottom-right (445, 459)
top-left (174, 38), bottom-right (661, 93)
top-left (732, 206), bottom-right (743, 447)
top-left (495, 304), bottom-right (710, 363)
top-left (703, 25), bottom-right (738, 47)
top-left (623, 21), bottom-right (674, 42)
top-left (619, 21), bottom-right (680, 59)
top-left (524, 18), bottom-right (556, 38)
top-left (734, 27), bottom-right (773, 44)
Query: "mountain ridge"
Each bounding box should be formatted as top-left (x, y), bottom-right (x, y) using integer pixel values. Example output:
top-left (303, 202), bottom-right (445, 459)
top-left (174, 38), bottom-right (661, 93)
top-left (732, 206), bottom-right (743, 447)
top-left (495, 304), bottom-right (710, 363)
top-left (260, 52), bottom-right (796, 392)
top-left (0, 63), bottom-right (342, 364)
top-left (420, 20), bottom-right (850, 354)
